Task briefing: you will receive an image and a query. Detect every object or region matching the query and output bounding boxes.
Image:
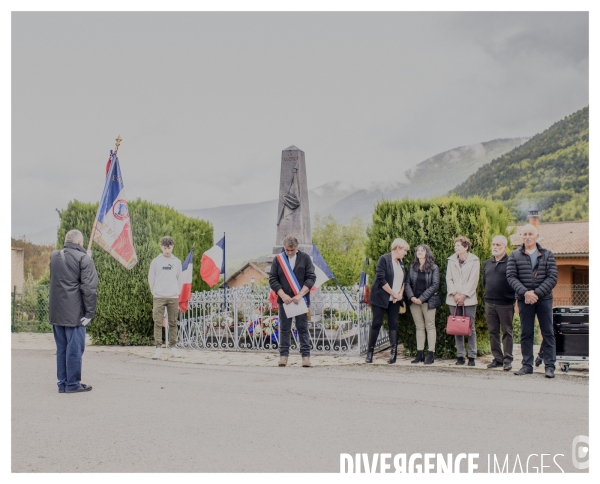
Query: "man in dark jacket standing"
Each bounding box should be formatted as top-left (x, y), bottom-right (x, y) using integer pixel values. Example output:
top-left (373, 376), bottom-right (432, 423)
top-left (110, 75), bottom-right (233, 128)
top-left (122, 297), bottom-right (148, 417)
top-left (269, 235), bottom-right (316, 368)
top-left (49, 229), bottom-right (98, 393)
top-left (483, 235), bottom-right (515, 371)
top-left (507, 224), bottom-right (558, 378)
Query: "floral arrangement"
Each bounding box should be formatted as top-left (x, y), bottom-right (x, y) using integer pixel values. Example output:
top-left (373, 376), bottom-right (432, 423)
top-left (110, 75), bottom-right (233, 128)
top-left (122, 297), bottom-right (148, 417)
top-left (247, 316), bottom-right (297, 342)
top-left (262, 306), bottom-right (278, 316)
top-left (322, 307), bottom-right (339, 318)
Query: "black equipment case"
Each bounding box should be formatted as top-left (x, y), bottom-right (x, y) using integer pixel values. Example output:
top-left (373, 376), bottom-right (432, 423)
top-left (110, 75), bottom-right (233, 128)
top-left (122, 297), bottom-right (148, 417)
top-left (552, 306), bottom-right (589, 371)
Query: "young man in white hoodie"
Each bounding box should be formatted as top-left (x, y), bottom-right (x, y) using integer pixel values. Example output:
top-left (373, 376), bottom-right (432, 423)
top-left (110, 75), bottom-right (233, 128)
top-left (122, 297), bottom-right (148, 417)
top-left (148, 236), bottom-right (182, 359)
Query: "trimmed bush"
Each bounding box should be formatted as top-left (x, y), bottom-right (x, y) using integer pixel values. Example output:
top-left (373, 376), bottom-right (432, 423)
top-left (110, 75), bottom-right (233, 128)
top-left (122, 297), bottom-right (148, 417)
top-left (57, 199), bottom-right (213, 345)
top-left (366, 196), bottom-right (513, 358)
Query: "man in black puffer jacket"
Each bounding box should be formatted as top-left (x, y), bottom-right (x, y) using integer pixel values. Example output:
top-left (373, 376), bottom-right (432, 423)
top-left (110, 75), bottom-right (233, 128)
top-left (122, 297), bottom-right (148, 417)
top-left (49, 229), bottom-right (98, 393)
top-left (506, 224), bottom-right (558, 378)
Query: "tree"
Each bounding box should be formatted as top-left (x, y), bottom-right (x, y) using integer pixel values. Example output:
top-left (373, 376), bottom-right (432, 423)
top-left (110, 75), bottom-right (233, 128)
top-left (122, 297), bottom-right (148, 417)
top-left (312, 214), bottom-right (367, 287)
top-left (11, 237), bottom-right (55, 281)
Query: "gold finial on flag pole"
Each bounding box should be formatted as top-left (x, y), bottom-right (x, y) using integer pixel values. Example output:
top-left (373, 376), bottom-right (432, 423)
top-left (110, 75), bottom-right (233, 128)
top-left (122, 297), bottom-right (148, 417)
top-left (114, 135), bottom-right (122, 155)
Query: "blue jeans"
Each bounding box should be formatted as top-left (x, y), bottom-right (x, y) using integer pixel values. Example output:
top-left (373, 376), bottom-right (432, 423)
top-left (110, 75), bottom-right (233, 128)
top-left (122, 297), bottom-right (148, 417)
top-left (518, 298), bottom-right (555, 370)
top-left (278, 312), bottom-right (311, 357)
top-left (53, 325), bottom-right (87, 391)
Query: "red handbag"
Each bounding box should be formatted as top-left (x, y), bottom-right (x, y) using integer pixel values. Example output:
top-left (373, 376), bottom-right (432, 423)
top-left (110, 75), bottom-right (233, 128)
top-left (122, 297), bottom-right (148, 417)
top-left (446, 305), bottom-right (473, 336)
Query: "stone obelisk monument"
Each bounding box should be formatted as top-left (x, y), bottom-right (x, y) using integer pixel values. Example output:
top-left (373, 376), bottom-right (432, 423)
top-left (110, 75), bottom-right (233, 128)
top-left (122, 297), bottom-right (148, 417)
top-left (272, 145), bottom-right (312, 255)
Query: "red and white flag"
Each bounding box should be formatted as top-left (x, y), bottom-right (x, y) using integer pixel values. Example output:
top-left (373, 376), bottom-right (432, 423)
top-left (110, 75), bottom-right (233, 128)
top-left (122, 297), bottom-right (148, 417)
top-left (268, 289), bottom-right (279, 309)
top-left (178, 248), bottom-right (194, 313)
top-left (200, 236), bottom-right (225, 287)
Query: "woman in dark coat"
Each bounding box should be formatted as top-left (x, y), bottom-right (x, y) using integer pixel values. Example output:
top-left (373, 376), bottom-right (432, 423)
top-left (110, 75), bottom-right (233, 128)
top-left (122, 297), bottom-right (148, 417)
top-left (365, 238), bottom-right (409, 364)
top-left (404, 244), bottom-right (441, 364)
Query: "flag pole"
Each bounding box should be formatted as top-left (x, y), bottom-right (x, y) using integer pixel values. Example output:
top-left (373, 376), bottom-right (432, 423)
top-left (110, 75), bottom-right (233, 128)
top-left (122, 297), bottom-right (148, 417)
top-left (332, 275), bottom-right (355, 312)
top-left (358, 257), bottom-right (369, 309)
top-left (87, 135), bottom-right (122, 251)
top-left (223, 232), bottom-right (226, 309)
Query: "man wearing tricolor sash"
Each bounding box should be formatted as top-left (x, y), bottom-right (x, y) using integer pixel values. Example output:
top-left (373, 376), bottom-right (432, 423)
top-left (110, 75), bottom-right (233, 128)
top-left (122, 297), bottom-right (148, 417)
top-left (268, 236), bottom-right (316, 367)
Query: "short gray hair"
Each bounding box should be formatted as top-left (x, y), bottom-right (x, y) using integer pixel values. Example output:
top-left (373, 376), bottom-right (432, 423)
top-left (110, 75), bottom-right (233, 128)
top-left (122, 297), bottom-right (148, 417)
top-left (492, 235), bottom-right (508, 246)
top-left (65, 229), bottom-right (84, 245)
top-left (283, 235), bottom-right (299, 248)
top-left (391, 238), bottom-right (409, 251)
top-left (521, 223), bottom-right (539, 235)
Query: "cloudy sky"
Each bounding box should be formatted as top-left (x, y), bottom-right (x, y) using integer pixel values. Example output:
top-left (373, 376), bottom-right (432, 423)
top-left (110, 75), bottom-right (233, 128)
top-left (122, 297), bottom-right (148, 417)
top-left (11, 11), bottom-right (588, 239)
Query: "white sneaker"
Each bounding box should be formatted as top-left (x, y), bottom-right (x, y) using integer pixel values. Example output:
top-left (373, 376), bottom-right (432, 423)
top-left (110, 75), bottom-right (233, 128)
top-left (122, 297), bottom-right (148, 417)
top-left (152, 347), bottom-right (162, 360)
top-left (170, 347), bottom-right (181, 358)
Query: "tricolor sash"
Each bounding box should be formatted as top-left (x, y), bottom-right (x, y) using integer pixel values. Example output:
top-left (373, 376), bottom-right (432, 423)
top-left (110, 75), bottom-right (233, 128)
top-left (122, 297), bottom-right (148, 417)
top-left (276, 251), bottom-right (308, 305)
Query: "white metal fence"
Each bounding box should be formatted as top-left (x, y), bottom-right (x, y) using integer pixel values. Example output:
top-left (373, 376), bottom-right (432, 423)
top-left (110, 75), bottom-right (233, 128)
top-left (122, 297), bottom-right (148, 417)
top-left (177, 285), bottom-right (388, 355)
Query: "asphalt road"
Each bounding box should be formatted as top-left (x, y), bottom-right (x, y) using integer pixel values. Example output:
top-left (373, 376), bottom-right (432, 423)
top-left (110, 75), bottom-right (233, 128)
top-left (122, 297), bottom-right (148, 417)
top-left (12, 349), bottom-right (589, 473)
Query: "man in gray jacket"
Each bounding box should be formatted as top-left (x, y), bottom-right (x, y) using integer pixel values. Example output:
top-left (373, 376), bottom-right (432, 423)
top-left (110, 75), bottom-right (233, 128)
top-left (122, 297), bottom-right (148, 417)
top-left (49, 229), bottom-right (98, 393)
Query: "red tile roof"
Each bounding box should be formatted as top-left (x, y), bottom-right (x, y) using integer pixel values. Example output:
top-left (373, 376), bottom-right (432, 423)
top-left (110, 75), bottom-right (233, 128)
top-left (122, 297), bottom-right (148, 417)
top-left (508, 220), bottom-right (589, 256)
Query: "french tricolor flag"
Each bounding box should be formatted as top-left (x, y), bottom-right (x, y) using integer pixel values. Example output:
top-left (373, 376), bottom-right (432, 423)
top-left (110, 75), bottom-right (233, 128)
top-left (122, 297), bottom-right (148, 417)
top-left (200, 236), bottom-right (225, 287)
top-left (309, 244), bottom-right (334, 292)
top-left (92, 153), bottom-right (138, 269)
top-left (178, 248), bottom-right (194, 313)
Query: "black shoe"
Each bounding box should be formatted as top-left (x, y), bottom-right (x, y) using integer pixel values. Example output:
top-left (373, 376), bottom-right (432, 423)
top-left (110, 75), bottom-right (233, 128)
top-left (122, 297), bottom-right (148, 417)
top-left (468, 358), bottom-right (475, 366)
top-left (503, 362), bottom-right (512, 371)
top-left (365, 329), bottom-right (379, 363)
top-left (514, 367), bottom-right (533, 376)
top-left (487, 360), bottom-right (502, 369)
top-left (411, 350), bottom-right (425, 364)
top-left (424, 351), bottom-right (435, 365)
top-left (455, 357), bottom-right (465, 365)
top-left (65, 383), bottom-right (92, 393)
top-left (58, 388), bottom-right (65, 393)
top-left (387, 330), bottom-right (398, 364)
top-left (545, 367), bottom-right (555, 379)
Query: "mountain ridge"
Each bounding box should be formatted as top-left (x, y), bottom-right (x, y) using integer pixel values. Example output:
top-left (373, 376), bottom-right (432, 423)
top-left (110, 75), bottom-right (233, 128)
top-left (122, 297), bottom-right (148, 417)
top-left (452, 106), bottom-right (589, 222)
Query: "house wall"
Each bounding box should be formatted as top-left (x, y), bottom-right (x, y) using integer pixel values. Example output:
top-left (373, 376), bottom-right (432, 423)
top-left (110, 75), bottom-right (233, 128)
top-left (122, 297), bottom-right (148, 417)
top-left (11, 248), bottom-right (25, 294)
top-left (227, 267), bottom-right (268, 288)
top-left (553, 258), bottom-right (589, 306)
top-left (555, 258), bottom-right (588, 285)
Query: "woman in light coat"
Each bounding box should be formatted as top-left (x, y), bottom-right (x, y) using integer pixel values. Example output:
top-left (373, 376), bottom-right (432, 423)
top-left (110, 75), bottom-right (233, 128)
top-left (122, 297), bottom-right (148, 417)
top-left (446, 236), bottom-right (480, 366)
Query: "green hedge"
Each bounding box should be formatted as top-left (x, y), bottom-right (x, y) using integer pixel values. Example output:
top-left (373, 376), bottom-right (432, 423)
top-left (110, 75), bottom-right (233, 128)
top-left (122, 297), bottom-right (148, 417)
top-left (366, 196), bottom-right (513, 358)
top-left (57, 199), bottom-right (213, 345)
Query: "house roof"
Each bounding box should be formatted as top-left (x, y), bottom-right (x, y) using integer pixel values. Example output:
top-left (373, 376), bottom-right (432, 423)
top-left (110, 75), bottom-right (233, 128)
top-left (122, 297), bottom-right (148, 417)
top-left (225, 261), bottom-right (271, 285)
top-left (508, 220), bottom-right (589, 256)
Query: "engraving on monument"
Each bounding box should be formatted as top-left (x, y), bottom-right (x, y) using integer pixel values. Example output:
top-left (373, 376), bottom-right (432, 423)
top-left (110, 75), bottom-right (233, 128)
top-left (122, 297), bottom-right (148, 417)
top-left (277, 163), bottom-right (301, 226)
top-left (272, 145), bottom-right (312, 255)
